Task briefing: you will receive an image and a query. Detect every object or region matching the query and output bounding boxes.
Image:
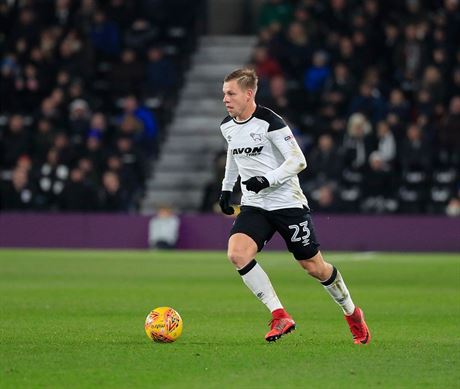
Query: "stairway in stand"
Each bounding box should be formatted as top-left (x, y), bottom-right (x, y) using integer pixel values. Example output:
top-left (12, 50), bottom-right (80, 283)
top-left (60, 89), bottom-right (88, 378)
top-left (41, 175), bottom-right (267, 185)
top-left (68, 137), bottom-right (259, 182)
top-left (141, 35), bottom-right (256, 213)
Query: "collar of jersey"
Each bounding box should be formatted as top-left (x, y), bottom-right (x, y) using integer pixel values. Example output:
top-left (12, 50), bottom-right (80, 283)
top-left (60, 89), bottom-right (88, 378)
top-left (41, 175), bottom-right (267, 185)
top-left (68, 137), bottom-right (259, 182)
top-left (232, 106), bottom-right (260, 125)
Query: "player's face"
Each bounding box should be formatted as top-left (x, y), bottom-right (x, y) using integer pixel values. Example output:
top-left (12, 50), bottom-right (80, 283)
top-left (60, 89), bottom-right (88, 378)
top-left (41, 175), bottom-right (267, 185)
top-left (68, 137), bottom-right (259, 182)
top-left (222, 80), bottom-right (252, 119)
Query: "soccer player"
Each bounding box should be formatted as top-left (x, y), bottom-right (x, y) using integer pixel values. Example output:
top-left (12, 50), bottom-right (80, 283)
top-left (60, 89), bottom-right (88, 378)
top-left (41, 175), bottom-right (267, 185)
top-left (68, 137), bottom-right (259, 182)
top-left (218, 68), bottom-right (371, 344)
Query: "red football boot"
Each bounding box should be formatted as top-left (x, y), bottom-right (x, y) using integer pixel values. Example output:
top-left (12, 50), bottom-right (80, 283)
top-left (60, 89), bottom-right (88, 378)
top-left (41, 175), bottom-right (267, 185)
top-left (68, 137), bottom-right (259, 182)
top-left (345, 307), bottom-right (371, 345)
top-left (265, 309), bottom-right (296, 342)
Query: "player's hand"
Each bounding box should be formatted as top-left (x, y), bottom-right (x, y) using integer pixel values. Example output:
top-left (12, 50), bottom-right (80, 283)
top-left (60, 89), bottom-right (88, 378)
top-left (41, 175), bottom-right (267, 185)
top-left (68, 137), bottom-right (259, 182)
top-left (218, 191), bottom-right (234, 215)
top-left (242, 176), bottom-right (269, 193)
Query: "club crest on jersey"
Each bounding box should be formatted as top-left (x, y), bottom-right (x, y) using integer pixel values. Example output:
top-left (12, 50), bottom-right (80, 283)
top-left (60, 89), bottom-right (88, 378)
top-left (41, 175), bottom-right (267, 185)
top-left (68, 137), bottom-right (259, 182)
top-left (249, 132), bottom-right (263, 142)
top-left (232, 146), bottom-right (264, 156)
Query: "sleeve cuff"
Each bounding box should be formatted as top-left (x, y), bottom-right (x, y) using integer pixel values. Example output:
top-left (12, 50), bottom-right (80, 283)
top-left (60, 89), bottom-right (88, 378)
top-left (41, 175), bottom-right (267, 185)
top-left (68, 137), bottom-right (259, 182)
top-left (264, 172), bottom-right (276, 186)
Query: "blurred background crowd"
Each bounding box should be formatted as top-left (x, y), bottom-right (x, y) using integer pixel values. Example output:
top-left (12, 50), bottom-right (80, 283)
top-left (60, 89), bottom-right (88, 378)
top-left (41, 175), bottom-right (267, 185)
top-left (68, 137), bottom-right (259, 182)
top-left (203, 0), bottom-right (460, 216)
top-left (1, 0), bottom-right (459, 216)
top-left (0, 0), bottom-right (202, 211)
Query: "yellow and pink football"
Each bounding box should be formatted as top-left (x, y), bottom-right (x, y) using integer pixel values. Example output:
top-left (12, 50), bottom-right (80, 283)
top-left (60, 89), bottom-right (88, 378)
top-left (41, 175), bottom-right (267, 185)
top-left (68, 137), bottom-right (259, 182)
top-left (145, 307), bottom-right (183, 343)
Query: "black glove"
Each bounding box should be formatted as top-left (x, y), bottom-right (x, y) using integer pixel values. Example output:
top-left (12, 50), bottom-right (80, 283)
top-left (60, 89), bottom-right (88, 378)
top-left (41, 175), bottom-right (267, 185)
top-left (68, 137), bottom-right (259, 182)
top-left (218, 191), bottom-right (234, 215)
top-left (242, 176), bottom-right (269, 193)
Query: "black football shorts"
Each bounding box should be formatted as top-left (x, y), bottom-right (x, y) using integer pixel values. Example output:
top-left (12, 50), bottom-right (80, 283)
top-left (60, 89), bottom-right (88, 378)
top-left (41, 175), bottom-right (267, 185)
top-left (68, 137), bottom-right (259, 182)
top-left (230, 206), bottom-right (320, 260)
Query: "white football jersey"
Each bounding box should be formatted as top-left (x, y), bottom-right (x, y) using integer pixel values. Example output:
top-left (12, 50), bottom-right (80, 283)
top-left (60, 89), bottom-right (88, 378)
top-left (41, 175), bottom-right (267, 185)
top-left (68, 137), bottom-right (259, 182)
top-left (220, 105), bottom-right (309, 211)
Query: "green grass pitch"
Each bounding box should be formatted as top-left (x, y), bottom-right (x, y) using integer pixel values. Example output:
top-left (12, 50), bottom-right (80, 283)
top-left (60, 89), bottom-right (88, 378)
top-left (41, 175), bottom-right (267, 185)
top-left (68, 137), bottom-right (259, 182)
top-left (0, 249), bottom-right (459, 388)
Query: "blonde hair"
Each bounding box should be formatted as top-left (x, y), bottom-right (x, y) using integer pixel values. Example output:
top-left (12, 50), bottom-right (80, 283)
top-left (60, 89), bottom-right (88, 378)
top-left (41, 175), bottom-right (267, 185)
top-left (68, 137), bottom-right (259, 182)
top-left (224, 68), bottom-right (258, 93)
top-left (347, 113), bottom-right (372, 136)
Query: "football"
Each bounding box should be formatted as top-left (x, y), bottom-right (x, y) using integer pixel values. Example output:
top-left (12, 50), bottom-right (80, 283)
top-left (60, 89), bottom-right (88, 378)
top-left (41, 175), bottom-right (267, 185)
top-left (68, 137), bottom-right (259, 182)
top-left (145, 307), bottom-right (183, 343)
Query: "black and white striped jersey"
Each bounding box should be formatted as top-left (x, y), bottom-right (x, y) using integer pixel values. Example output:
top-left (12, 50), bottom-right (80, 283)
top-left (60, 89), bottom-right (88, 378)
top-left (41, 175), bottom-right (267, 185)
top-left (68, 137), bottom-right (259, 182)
top-left (220, 105), bottom-right (309, 211)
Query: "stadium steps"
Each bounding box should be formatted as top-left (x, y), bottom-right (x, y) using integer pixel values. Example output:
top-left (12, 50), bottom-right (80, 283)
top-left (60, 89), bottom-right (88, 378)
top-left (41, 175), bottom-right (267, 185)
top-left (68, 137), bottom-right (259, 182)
top-left (141, 35), bottom-right (256, 213)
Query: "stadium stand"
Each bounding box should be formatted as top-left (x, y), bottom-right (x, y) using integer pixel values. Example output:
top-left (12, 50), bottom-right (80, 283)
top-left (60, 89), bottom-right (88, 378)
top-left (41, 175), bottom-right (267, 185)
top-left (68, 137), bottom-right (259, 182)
top-left (202, 0), bottom-right (459, 215)
top-left (1, 0), bottom-right (459, 216)
top-left (0, 0), bottom-right (204, 212)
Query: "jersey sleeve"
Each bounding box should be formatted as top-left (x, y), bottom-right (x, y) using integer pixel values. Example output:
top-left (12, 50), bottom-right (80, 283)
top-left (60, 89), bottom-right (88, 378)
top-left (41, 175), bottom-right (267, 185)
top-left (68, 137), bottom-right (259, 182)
top-left (221, 145), bottom-right (239, 191)
top-left (264, 126), bottom-right (307, 186)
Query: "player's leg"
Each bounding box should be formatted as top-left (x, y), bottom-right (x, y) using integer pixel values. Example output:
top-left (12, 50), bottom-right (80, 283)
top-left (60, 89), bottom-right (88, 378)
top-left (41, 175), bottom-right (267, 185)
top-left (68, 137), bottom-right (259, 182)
top-left (298, 251), bottom-right (355, 315)
top-left (273, 208), bottom-right (370, 344)
top-left (228, 207), bottom-right (295, 341)
top-left (298, 252), bottom-right (370, 344)
top-left (228, 233), bottom-right (284, 312)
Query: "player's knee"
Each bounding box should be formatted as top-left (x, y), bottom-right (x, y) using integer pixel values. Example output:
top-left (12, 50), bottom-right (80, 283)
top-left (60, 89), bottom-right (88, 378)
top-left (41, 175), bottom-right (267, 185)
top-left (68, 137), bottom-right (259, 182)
top-left (300, 258), bottom-right (332, 280)
top-left (227, 248), bottom-right (252, 268)
top-left (304, 263), bottom-right (322, 279)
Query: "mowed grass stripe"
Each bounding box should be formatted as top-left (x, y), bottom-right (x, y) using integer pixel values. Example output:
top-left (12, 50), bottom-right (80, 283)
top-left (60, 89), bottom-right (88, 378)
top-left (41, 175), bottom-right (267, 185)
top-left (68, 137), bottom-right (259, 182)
top-left (0, 250), bottom-right (459, 388)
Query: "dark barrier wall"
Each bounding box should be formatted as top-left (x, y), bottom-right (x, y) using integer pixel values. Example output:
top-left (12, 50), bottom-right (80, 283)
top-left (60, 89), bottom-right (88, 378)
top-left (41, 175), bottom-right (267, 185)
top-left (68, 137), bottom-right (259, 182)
top-left (0, 213), bottom-right (459, 252)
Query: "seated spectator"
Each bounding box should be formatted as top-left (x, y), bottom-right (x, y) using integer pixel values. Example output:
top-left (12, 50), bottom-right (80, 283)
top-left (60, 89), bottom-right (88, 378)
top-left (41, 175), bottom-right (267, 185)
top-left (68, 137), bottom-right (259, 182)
top-left (59, 167), bottom-right (98, 211)
top-left (387, 89), bottom-right (411, 124)
top-left (257, 74), bottom-right (296, 123)
top-left (33, 118), bottom-right (55, 164)
top-left (348, 82), bottom-right (386, 124)
top-left (124, 18), bottom-right (157, 51)
top-left (361, 151), bottom-right (397, 213)
top-left (89, 9), bottom-right (121, 59)
top-left (118, 94), bottom-right (159, 155)
top-left (400, 123), bottom-right (432, 173)
top-left (110, 49), bottom-right (145, 96)
top-left (309, 184), bottom-right (342, 213)
top-left (98, 171), bottom-right (128, 212)
top-left (300, 134), bottom-right (341, 189)
top-left (436, 95), bottom-right (460, 168)
top-left (36, 148), bottom-right (69, 209)
top-left (145, 46), bottom-right (177, 97)
top-left (68, 99), bottom-right (91, 144)
top-left (446, 197), bottom-right (460, 217)
top-left (250, 45), bottom-right (282, 96)
top-left (258, 0), bottom-right (293, 30)
top-left (87, 112), bottom-right (109, 141)
top-left (341, 113), bottom-right (374, 175)
top-left (115, 135), bottom-right (146, 202)
top-left (304, 50), bottom-right (331, 94)
top-left (0, 167), bottom-right (36, 211)
top-left (323, 63), bottom-right (356, 115)
top-left (148, 206), bottom-right (180, 249)
top-left (375, 121), bottom-right (396, 169)
top-left (0, 115), bottom-right (30, 169)
top-left (275, 21), bottom-right (312, 79)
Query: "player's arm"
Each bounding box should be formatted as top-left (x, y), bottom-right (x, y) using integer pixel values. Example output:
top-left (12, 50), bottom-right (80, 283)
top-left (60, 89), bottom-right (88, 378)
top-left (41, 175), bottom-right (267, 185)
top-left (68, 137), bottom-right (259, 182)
top-left (219, 146), bottom-right (239, 215)
top-left (264, 126), bottom-right (306, 185)
top-left (243, 126), bottom-right (306, 193)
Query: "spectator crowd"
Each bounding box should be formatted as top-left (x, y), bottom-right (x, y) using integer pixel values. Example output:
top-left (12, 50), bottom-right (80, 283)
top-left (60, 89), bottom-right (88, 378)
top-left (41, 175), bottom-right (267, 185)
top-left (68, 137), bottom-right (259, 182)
top-left (203, 0), bottom-right (460, 216)
top-left (0, 0), bottom-right (201, 212)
